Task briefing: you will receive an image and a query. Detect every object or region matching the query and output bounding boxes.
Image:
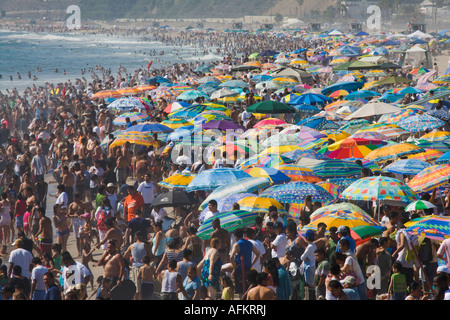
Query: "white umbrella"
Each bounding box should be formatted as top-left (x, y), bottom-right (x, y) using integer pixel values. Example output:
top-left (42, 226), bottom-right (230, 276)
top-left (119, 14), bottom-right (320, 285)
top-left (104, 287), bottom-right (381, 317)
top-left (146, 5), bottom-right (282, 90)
top-left (344, 100), bottom-right (403, 120)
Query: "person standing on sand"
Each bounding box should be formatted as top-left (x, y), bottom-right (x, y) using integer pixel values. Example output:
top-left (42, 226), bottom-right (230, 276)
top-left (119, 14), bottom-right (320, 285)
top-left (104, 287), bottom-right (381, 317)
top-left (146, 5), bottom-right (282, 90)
top-left (97, 239), bottom-right (126, 288)
top-left (34, 207), bottom-right (53, 256)
top-left (95, 218), bottom-right (123, 252)
top-left (245, 272), bottom-right (278, 300)
top-left (67, 192), bottom-right (87, 257)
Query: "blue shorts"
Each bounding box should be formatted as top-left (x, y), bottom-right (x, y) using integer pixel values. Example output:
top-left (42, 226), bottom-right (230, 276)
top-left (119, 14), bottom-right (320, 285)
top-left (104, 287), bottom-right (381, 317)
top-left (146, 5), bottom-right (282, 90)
top-left (15, 215), bottom-right (24, 228)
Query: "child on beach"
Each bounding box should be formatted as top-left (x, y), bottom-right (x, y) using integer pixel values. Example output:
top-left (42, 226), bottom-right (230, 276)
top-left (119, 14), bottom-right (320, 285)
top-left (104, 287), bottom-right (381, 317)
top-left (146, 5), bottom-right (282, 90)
top-left (220, 274), bottom-right (235, 300)
top-left (137, 255), bottom-right (156, 300)
top-left (81, 242), bottom-right (97, 291)
top-left (23, 207), bottom-right (32, 237)
top-left (388, 261), bottom-right (408, 300)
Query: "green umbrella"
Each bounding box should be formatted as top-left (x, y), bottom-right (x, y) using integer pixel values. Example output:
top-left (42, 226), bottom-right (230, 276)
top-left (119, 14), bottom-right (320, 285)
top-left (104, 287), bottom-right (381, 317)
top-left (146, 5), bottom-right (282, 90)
top-left (246, 100), bottom-right (297, 114)
top-left (375, 76), bottom-right (412, 85)
top-left (196, 210), bottom-right (257, 240)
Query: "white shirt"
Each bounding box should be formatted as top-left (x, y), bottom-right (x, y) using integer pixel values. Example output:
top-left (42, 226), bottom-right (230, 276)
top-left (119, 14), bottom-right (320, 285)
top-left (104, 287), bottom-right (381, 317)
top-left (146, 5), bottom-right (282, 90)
top-left (151, 207), bottom-right (167, 224)
top-left (8, 248), bottom-right (33, 279)
top-left (137, 181), bottom-right (155, 204)
top-left (271, 232), bottom-right (287, 258)
top-left (61, 261), bottom-right (92, 294)
top-left (241, 111), bottom-right (252, 126)
top-left (202, 210), bottom-right (220, 223)
top-left (56, 192), bottom-right (69, 209)
top-left (31, 265), bottom-right (48, 291)
top-left (249, 239), bottom-right (266, 272)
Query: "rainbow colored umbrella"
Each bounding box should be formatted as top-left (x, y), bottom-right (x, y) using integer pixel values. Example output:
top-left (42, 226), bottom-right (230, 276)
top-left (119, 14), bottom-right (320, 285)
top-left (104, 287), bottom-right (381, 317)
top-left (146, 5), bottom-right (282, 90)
top-left (405, 215), bottom-right (450, 241)
top-left (340, 176), bottom-right (419, 204)
top-left (196, 210), bottom-right (257, 240)
top-left (407, 164), bottom-right (450, 193)
top-left (410, 67), bottom-right (430, 74)
top-left (237, 196), bottom-right (287, 214)
top-left (244, 167), bottom-right (291, 184)
top-left (319, 137), bottom-right (385, 160)
top-left (274, 164), bottom-right (322, 183)
top-left (112, 111), bottom-right (150, 125)
top-left (408, 148), bottom-right (444, 162)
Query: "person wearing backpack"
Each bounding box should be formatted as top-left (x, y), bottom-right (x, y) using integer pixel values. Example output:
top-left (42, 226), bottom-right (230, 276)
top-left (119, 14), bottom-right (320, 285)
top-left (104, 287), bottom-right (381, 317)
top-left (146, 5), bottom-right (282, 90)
top-left (94, 197), bottom-right (113, 250)
top-left (417, 236), bottom-right (440, 294)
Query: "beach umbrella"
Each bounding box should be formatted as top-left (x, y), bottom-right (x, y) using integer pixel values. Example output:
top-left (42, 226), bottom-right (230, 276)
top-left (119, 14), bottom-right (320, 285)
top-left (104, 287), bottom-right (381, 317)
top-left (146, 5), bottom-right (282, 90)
top-left (107, 97), bottom-right (147, 111)
top-left (108, 131), bottom-right (158, 149)
top-left (398, 114), bottom-right (445, 133)
top-left (186, 168), bottom-right (251, 192)
top-left (319, 137), bottom-right (385, 160)
top-left (296, 138), bottom-right (330, 151)
top-left (243, 167), bottom-right (291, 184)
top-left (288, 93), bottom-right (332, 105)
top-left (124, 122), bottom-right (173, 134)
top-left (297, 117), bottom-right (341, 131)
top-left (407, 164), bottom-right (450, 193)
top-left (404, 200), bottom-right (436, 212)
top-left (315, 181), bottom-right (341, 198)
top-left (408, 148), bottom-right (444, 162)
top-left (414, 137), bottom-right (450, 153)
top-left (322, 130), bottom-right (351, 142)
top-left (202, 120), bottom-right (245, 131)
top-left (355, 123), bottom-right (409, 139)
top-left (204, 193), bottom-right (257, 214)
top-left (293, 104), bottom-right (321, 117)
top-left (364, 143), bottom-right (425, 162)
top-left (410, 67), bottom-right (430, 74)
top-left (350, 131), bottom-right (389, 141)
top-left (340, 176), bottom-right (419, 205)
top-left (161, 118), bottom-right (190, 129)
top-left (344, 100), bottom-right (403, 120)
top-left (435, 150), bottom-right (450, 164)
top-left (398, 87), bottom-right (423, 95)
top-left (254, 118), bottom-right (286, 128)
top-left (196, 210), bottom-right (257, 240)
top-left (321, 82), bottom-right (365, 96)
top-left (198, 177), bottom-right (272, 210)
top-left (176, 90), bottom-right (210, 101)
top-left (432, 75), bottom-right (450, 84)
top-left (209, 88), bottom-right (239, 100)
top-left (246, 100), bottom-right (297, 114)
top-left (375, 76), bottom-right (412, 85)
top-left (339, 119), bottom-right (370, 135)
top-left (158, 171), bottom-right (196, 189)
top-left (149, 189), bottom-right (192, 209)
top-left (350, 225), bottom-right (385, 246)
top-left (282, 149), bottom-right (330, 161)
top-left (112, 111), bottom-right (150, 126)
top-left (383, 159), bottom-right (432, 175)
top-left (311, 159), bottom-right (362, 178)
top-left (274, 164), bottom-right (322, 183)
top-left (377, 108), bottom-right (422, 125)
top-left (163, 101), bottom-right (190, 114)
top-left (91, 89), bottom-right (121, 99)
top-left (116, 86), bottom-right (141, 96)
top-left (218, 80), bottom-right (249, 89)
top-left (404, 215), bottom-right (450, 241)
top-left (265, 181), bottom-right (335, 205)
top-left (261, 134), bottom-right (302, 148)
top-left (237, 196), bottom-right (287, 214)
top-left (426, 109), bottom-right (450, 121)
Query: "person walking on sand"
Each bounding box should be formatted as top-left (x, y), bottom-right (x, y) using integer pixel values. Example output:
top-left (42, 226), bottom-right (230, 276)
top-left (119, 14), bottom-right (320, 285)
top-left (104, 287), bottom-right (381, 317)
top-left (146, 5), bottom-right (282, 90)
top-left (97, 239), bottom-right (126, 288)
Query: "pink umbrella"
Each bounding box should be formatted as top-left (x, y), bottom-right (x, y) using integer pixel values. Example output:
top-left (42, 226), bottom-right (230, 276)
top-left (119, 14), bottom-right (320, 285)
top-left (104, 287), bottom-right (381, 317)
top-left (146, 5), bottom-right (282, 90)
top-left (254, 118), bottom-right (287, 127)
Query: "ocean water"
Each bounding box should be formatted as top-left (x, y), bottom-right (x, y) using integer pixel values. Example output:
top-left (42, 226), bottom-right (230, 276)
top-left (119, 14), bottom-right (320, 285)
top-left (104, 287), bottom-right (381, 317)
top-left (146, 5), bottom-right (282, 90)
top-left (0, 30), bottom-right (223, 93)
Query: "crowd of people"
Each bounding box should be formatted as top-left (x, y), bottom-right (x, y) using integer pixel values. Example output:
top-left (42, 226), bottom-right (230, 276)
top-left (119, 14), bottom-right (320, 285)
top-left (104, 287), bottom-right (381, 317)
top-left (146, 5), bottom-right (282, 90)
top-left (0, 23), bottom-right (449, 302)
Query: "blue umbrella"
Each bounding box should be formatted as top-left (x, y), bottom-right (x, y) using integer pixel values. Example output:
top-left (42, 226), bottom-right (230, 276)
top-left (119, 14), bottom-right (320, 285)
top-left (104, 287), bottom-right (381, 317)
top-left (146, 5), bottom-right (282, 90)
top-left (297, 117), bottom-right (341, 130)
top-left (177, 90), bottom-right (210, 101)
top-left (398, 87), bottom-right (423, 95)
top-left (186, 168), bottom-right (251, 192)
top-left (288, 93), bottom-right (332, 106)
top-left (282, 149), bottom-right (330, 161)
top-left (293, 104), bottom-right (321, 116)
top-left (328, 178), bottom-right (358, 190)
top-left (345, 90), bottom-right (380, 100)
top-left (321, 81), bottom-right (365, 96)
top-left (426, 109), bottom-right (450, 121)
top-left (201, 192), bottom-right (256, 216)
top-left (435, 150), bottom-right (450, 164)
top-left (382, 159), bottom-right (432, 175)
top-left (265, 181), bottom-right (335, 205)
top-left (124, 123), bottom-right (174, 133)
top-left (167, 125), bottom-right (201, 141)
top-left (398, 114), bottom-right (446, 133)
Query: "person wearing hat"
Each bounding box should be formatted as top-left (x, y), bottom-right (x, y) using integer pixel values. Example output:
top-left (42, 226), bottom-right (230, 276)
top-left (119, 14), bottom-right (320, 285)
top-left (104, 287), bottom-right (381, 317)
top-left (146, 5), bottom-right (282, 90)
top-left (341, 275), bottom-right (360, 300)
top-left (106, 182), bottom-right (117, 215)
top-left (8, 238), bottom-right (34, 280)
top-left (335, 225), bottom-right (356, 256)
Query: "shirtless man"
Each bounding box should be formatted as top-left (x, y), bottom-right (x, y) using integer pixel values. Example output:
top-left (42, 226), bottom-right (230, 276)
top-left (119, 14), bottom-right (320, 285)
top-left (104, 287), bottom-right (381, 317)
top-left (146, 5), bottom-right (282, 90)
top-left (209, 218), bottom-right (231, 264)
top-left (67, 193), bottom-right (86, 257)
top-left (52, 205), bottom-right (71, 252)
top-left (245, 272), bottom-right (278, 300)
top-left (97, 239), bottom-right (126, 287)
top-left (61, 166), bottom-right (75, 205)
top-left (34, 207), bottom-right (53, 255)
top-left (96, 218), bottom-right (123, 252)
top-left (23, 186), bottom-right (37, 208)
top-left (116, 149), bottom-right (128, 186)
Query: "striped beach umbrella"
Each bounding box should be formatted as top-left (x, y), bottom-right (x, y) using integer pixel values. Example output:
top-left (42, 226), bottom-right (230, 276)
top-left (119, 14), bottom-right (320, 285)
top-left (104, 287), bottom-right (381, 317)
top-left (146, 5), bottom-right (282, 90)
top-left (158, 172), bottom-right (196, 189)
top-left (408, 148), bottom-right (444, 162)
top-left (274, 164), bottom-right (322, 183)
top-left (340, 176), bottom-right (419, 204)
top-left (383, 159), bottom-right (432, 175)
top-left (91, 89), bottom-right (121, 99)
top-left (405, 215), bottom-right (450, 241)
top-left (186, 168), bottom-right (251, 192)
top-left (112, 111), bottom-right (150, 125)
top-left (311, 159), bottom-right (362, 178)
top-left (161, 118), bottom-right (190, 129)
top-left (407, 164), bottom-right (450, 193)
top-left (364, 143), bottom-right (425, 162)
top-left (435, 150), bottom-right (450, 164)
top-left (404, 200), bottom-right (436, 212)
top-left (107, 97), bottom-right (147, 111)
top-left (196, 210), bottom-right (257, 240)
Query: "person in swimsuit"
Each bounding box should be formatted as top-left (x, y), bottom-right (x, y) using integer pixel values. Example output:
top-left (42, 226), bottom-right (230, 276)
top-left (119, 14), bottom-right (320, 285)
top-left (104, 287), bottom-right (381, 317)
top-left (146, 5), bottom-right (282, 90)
top-left (198, 237), bottom-right (222, 299)
top-left (0, 192), bottom-right (11, 253)
top-left (52, 205), bottom-right (70, 253)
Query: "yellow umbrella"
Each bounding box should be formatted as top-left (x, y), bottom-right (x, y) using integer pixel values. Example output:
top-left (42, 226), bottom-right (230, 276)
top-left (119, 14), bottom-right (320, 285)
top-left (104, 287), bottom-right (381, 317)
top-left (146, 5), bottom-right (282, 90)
top-left (109, 131), bottom-right (159, 149)
top-left (158, 172), bottom-right (196, 189)
top-left (260, 145), bottom-right (302, 155)
top-left (237, 196), bottom-right (287, 214)
top-left (321, 129), bottom-right (351, 142)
